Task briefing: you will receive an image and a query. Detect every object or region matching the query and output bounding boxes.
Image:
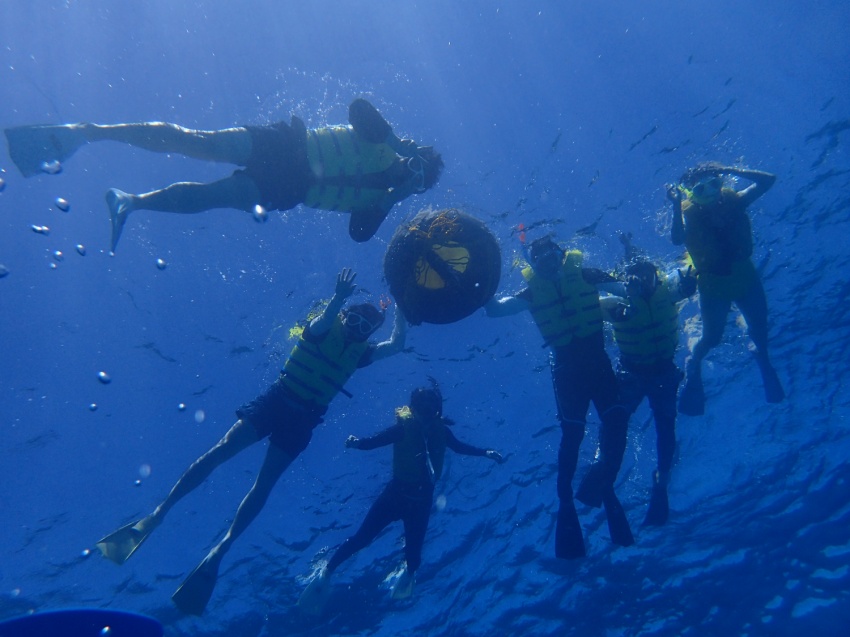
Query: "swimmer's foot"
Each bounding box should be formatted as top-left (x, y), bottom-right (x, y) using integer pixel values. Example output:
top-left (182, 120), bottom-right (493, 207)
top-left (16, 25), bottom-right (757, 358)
top-left (106, 188), bottom-right (133, 253)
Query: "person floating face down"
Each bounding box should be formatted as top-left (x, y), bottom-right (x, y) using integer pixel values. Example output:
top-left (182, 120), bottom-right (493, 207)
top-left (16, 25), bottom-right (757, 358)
top-left (667, 161), bottom-right (784, 416)
top-left (94, 268), bottom-right (407, 616)
top-left (297, 380), bottom-right (504, 612)
top-left (4, 98), bottom-right (444, 252)
top-left (484, 236), bottom-right (634, 559)
top-left (599, 256), bottom-right (698, 526)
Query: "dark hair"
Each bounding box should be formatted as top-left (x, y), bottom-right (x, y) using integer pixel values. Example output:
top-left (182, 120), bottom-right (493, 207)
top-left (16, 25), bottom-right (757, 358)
top-left (625, 259), bottom-right (658, 281)
top-left (418, 146), bottom-right (444, 190)
top-left (528, 236), bottom-right (561, 262)
top-left (409, 377), bottom-right (443, 417)
top-left (679, 161), bottom-right (726, 187)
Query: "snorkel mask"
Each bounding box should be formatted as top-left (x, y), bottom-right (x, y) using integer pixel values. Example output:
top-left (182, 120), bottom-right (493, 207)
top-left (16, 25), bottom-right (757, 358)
top-left (624, 260), bottom-right (659, 299)
top-left (407, 153), bottom-right (428, 193)
top-left (527, 237), bottom-right (564, 279)
top-left (342, 303), bottom-right (385, 340)
top-left (684, 175), bottom-right (723, 205)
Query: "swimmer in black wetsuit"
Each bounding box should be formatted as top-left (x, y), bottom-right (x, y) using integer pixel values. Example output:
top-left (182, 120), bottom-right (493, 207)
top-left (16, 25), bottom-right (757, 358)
top-left (298, 379), bottom-right (503, 612)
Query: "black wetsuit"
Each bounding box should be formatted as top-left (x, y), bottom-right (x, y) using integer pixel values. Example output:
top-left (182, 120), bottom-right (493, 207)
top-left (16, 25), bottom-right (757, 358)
top-left (326, 420), bottom-right (487, 575)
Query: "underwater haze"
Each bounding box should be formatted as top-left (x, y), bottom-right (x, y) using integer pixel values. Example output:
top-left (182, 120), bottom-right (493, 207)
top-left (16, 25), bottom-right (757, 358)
top-left (1, 1), bottom-right (849, 636)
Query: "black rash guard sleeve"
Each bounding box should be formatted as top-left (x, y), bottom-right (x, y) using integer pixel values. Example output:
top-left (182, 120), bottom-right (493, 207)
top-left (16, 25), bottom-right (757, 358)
top-left (444, 427), bottom-right (488, 457)
top-left (356, 424), bottom-right (404, 450)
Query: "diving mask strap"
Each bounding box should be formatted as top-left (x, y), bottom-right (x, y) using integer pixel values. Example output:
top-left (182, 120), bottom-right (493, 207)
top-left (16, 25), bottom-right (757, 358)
top-left (407, 154), bottom-right (427, 193)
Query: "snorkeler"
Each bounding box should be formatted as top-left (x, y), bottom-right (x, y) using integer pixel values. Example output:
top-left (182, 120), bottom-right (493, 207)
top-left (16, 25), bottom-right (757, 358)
top-left (4, 98), bottom-right (443, 250)
top-left (94, 268), bottom-right (407, 616)
top-left (597, 253), bottom-right (697, 525)
top-left (668, 162), bottom-right (784, 415)
top-left (485, 236), bottom-right (634, 558)
top-left (297, 380), bottom-right (504, 613)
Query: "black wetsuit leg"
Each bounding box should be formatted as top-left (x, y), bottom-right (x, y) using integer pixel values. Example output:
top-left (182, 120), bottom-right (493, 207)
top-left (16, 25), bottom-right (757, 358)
top-left (593, 354), bottom-right (634, 546)
top-left (551, 350), bottom-right (590, 559)
top-left (326, 482), bottom-right (402, 574)
top-left (642, 362), bottom-right (682, 526)
top-left (575, 349), bottom-right (629, 508)
top-left (400, 490), bottom-right (433, 573)
top-left (646, 362), bottom-right (681, 476)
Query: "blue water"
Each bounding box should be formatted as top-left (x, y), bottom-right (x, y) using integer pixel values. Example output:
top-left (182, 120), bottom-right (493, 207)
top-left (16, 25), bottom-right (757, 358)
top-left (1, 2), bottom-right (848, 636)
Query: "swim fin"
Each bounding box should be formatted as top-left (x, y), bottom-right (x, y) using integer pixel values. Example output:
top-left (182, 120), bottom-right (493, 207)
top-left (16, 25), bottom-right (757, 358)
top-left (296, 569), bottom-right (331, 616)
top-left (602, 489), bottom-right (634, 547)
top-left (106, 189), bottom-right (131, 253)
top-left (677, 374), bottom-right (705, 416)
top-left (95, 518), bottom-right (155, 565)
top-left (754, 355), bottom-right (785, 403)
top-left (575, 463), bottom-right (606, 509)
top-left (643, 480), bottom-right (669, 526)
top-left (172, 553), bottom-right (221, 616)
top-left (4, 125), bottom-right (87, 178)
top-left (554, 498), bottom-right (586, 559)
top-left (390, 567), bottom-right (415, 600)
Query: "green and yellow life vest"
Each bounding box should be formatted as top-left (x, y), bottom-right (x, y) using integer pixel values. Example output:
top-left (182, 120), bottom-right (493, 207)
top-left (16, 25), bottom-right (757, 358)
top-left (522, 250), bottom-right (603, 348)
top-left (304, 125), bottom-right (396, 212)
top-left (280, 317), bottom-right (368, 407)
top-left (392, 407), bottom-right (447, 486)
top-left (611, 275), bottom-right (679, 366)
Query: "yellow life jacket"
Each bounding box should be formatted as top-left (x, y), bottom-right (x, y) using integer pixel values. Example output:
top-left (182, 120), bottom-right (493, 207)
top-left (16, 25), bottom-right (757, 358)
top-left (392, 408), bottom-right (447, 485)
top-left (304, 125), bottom-right (396, 212)
top-left (522, 250), bottom-right (603, 348)
top-left (280, 317), bottom-right (368, 407)
top-left (611, 275), bottom-right (679, 366)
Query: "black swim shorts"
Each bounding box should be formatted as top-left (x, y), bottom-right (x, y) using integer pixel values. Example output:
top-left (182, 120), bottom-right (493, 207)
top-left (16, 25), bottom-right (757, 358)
top-left (239, 116), bottom-right (311, 211)
top-left (236, 375), bottom-right (325, 458)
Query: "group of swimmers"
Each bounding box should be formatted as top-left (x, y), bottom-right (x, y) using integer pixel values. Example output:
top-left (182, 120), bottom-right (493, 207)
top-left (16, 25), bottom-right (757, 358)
top-left (3, 99), bottom-right (784, 616)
